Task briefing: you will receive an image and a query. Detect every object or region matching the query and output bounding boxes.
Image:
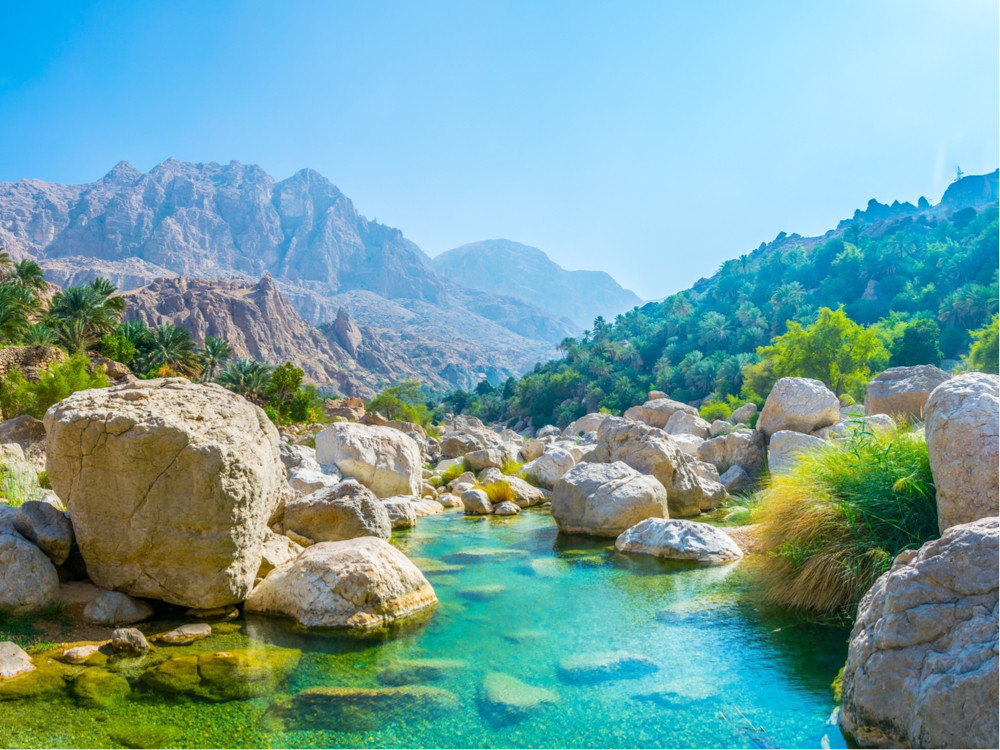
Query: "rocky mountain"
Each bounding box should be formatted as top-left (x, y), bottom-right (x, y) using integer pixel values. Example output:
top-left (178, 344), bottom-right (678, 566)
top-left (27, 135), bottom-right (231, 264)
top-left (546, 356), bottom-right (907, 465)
top-left (0, 159), bottom-right (601, 389)
top-left (434, 239), bottom-right (642, 332)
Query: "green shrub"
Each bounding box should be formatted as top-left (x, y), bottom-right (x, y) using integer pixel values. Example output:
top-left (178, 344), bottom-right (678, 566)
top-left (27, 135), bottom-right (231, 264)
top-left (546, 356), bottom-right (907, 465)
top-left (37, 470), bottom-right (51, 490)
top-left (752, 425), bottom-right (937, 613)
top-left (439, 463), bottom-right (467, 484)
top-left (699, 400), bottom-right (731, 422)
top-left (0, 355), bottom-right (110, 420)
top-left (0, 458), bottom-right (43, 507)
top-left (501, 457), bottom-right (523, 476)
top-left (480, 480), bottom-right (515, 505)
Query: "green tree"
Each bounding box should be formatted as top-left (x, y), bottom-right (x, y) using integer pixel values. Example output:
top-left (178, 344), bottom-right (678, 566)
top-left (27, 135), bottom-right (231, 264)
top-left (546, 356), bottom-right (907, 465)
top-left (965, 314), bottom-right (999, 374)
top-left (217, 357), bottom-right (272, 403)
top-left (45, 278), bottom-right (126, 345)
top-left (199, 336), bottom-right (231, 382)
top-left (0, 284), bottom-right (40, 343)
top-left (8, 259), bottom-right (48, 295)
top-left (367, 381), bottom-right (432, 426)
top-left (137, 322), bottom-right (201, 377)
top-left (889, 319), bottom-right (943, 367)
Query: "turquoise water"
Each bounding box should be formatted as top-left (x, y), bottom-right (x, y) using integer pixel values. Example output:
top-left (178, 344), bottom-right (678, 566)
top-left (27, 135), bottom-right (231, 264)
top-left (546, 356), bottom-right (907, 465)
top-left (1, 509), bottom-right (849, 748)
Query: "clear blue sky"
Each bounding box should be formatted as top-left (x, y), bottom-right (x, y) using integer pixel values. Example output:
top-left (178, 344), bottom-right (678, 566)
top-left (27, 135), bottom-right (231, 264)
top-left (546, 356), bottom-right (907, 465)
top-left (1, 1), bottom-right (996, 299)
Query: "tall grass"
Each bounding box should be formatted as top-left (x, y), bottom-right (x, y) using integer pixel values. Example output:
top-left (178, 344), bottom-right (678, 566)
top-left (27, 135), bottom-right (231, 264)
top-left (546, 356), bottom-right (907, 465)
top-left (0, 459), bottom-right (43, 507)
top-left (501, 457), bottom-right (523, 476)
top-left (753, 425), bottom-right (937, 613)
top-left (480, 480), bottom-right (515, 505)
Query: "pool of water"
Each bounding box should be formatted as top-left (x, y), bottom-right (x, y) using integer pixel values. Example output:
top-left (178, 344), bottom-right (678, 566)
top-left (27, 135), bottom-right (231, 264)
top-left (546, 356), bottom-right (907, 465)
top-left (1, 509), bottom-right (849, 748)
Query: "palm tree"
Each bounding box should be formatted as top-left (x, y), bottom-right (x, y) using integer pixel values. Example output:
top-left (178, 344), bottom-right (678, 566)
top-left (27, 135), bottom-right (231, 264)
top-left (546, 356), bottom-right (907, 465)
top-left (0, 248), bottom-right (14, 281)
top-left (9, 259), bottom-right (48, 295)
top-left (137, 323), bottom-right (201, 377)
top-left (53, 317), bottom-right (99, 354)
top-left (199, 336), bottom-right (232, 382)
top-left (217, 358), bottom-right (272, 403)
top-left (0, 284), bottom-right (39, 343)
top-left (46, 278), bottom-right (125, 341)
top-left (23, 323), bottom-right (56, 346)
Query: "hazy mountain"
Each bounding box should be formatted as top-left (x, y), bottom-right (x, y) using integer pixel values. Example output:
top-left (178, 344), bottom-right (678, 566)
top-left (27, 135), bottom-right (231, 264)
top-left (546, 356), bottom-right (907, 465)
top-left (434, 239), bottom-right (641, 332)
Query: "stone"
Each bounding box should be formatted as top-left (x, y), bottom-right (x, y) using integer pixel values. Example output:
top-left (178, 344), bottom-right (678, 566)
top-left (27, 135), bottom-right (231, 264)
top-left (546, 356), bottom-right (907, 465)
top-left (458, 584), bottom-right (505, 601)
top-left (288, 466), bottom-right (340, 497)
top-left (663, 411), bottom-right (712, 439)
top-left (521, 448), bottom-right (576, 489)
top-left (60, 644), bottom-right (103, 665)
top-left (72, 668), bottom-right (131, 709)
top-left (111, 628), bottom-right (149, 653)
top-left (257, 529), bottom-right (303, 577)
top-left (670, 433), bottom-right (704, 457)
top-left (588, 417), bottom-right (712, 518)
top-left (184, 606), bottom-right (239, 620)
top-left (83, 590), bottom-right (154, 625)
top-left (0, 415), bottom-right (47, 459)
top-left (767, 430), bottom-right (826, 474)
top-left (708, 419), bottom-right (731, 437)
top-left (412, 498), bottom-right (445, 516)
top-left (142, 646), bottom-right (301, 701)
top-left (461, 488), bottom-right (493, 516)
top-left (245, 537), bottom-right (437, 629)
top-left (563, 413), bottom-right (612, 436)
top-left (269, 685), bottom-right (459, 732)
top-left (687, 459), bottom-right (728, 510)
top-left (12, 500), bottom-right (73, 565)
top-left (924, 373), bottom-right (999, 533)
top-left (696, 428), bottom-right (766, 475)
top-left (382, 496), bottom-right (419, 529)
top-left (283, 479), bottom-right (391, 543)
top-left (437, 493), bottom-right (463, 509)
top-left (315, 422), bottom-right (422, 498)
top-left (493, 501), bottom-right (520, 516)
top-left (535, 425), bottom-right (562, 439)
top-left (552, 461), bottom-right (668, 537)
top-left (623, 398), bottom-right (698, 429)
top-left (813, 414), bottom-right (897, 439)
top-left (434, 456), bottom-right (465, 474)
top-left (557, 652), bottom-right (659, 684)
top-left (479, 672), bottom-right (558, 726)
top-left (324, 397), bottom-right (365, 421)
top-left (0, 530), bottom-right (59, 615)
top-left (720, 465), bottom-right (752, 493)
top-left (614, 519), bottom-right (743, 564)
top-left (839, 517), bottom-right (998, 749)
top-left (44, 378), bottom-right (286, 609)
top-left (757, 377), bottom-right (840, 437)
top-left (477, 467), bottom-right (504, 484)
top-left (730, 402), bottom-right (757, 424)
top-left (377, 658), bottom-right (467, 686)
top-left (159, 623), bottom-right (212, 645)
top-left (493, 476), bottom-right (549, 508)
top-left (0, 642), bottom-right (34, 680)
top-left (465, 448), bottom-right (504, 471)
top-left (439, 433), bottom-right (483, 459)
top-left (648, 390), bottom-right (668, 400)
top-left (864, 365), bottom-right (952, 420)
top-left (520, 438), bottom-right (545, 462)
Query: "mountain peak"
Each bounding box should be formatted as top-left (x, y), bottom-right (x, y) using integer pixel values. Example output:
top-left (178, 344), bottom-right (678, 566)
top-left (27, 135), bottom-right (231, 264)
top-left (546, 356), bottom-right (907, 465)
top-left (101, 160), bottom-right (142, 185)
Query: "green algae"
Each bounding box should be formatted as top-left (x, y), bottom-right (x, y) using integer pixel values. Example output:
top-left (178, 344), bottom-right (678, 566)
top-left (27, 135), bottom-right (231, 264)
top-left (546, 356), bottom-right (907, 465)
top-left (142, 646), bottom-right (301, 701)
top-left (270, 685), bottom-right (460, 732)
top-left (0, 651), bottom-right (77, 701)
top-left (376, 658), bottom-right (468, 686)
top-left (71, 668), bottom-right (131, 709)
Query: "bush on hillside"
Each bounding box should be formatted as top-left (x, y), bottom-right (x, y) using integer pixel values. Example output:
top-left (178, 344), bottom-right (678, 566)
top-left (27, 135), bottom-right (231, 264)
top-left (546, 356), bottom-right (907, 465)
top-left (0, 354), bottom-right (110, 420)
top-left (965, 314), bottom-right (999, 374)
top-left (752, 423), bottom-right (937, 614)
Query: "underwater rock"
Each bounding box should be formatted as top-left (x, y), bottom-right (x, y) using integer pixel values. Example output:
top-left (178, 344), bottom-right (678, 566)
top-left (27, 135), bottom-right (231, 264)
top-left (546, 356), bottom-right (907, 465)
top-left (141, 646), bottom-right (301, 701)
top-left (478, 671), bottom-right (558, 726)
top-left (376, 658), bottom-right (468, 686)
top-left (457, 584), bottom-right (505, 601)
top-left (0, 649), bottom-right (74, 701)
top-left (72, 668), bottom-right (131, 709)
top-left (59, 644), bottom-right (104, 666)
top-left (269, 685), bottom-right (459, 731)
top-left (557, 651), bottom-right (659, 684)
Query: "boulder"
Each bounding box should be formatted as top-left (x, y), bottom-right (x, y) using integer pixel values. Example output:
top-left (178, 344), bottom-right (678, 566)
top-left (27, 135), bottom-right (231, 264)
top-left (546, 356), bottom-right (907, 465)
top-left (663, 411), bottom-right (711, 439)
top-left (563, 413), bottom-right (612, 437)
top-left (696, 428), bottom-right (766, 475)
top-left (720, 465), bottom-right (752, 494)
top-left (13, 500), bottom-right (73, 565)
top-left (324, 397), bottom-right (366, 421)
top-left (479, 672), bottom-right (558, 726)
top-left (315, 423), bottom-right (422, 499)
top-left (0, 642), bottom-right (35, 680)
top-left (493, 501), bottom-right (520, 516)
top-left (551, 462), bottom-right (668, 537)
top-left (245, 537), bottom-right (437, 629)
top-left (648, 390), bottom-right (668, 401)
top-left (730, 402), bottom-right (757, 424)
top-left (557, 652), bottom-right (658, 684)
top-left (767, 431), bottom-right (826, 474)
top-left (437, 493), bottom-right (463, 509)
top-left (0, 415), bottom-right (47, 470)
top-left (623, 398), bottom-right (697, 429)
top-left (439, 433), bottom-right (483, 459)
top-left (708, 419), bottom-right (731, 437)
top-left (412, 498), bottom-right (445, 517)
top-left (382, 496), bottom-right (419, 529)
top-left (0, 531), bottom-right (59, 615)
top-left (687, 460), bottom-right (728, 511)
top-left (589, 417), bottom-right (711, 517)
top-left (287, 466), bottom-right (340, 497)
top-left (535, 425), bottom-right (562, 440)
top-left (521, 448), bottom-right (576, 489)
top-left (111, 628), bottom-right (149, 653)
top-left (283, 480), bottom-right (391, 543)
top-left (83, 590), bottom-right (153, 625)
top-left (257, 530), bottom-right (303, 577)
top-left (814, 414), bottom-right (896, 440)
top-left (72, 668), bottom-right (131, 709)
top-left (44, 378), bottom-right (286, 609)
top-left (465, 448), bottom-right (504, 471)
top-left (864, 365), bottom-right (952, 420)
top-left (839, 517), bottom-right (998, 749)
top-left (142, 646), bottom-right (301, 701)
top-left (670, 433), bottom-right (704, 457)
top-left (461, 489), bottom-right (493, 516)
top-left (476, 467), bottom-right (504, 484)
top-left (757, 377), bottom-right (840, 437)
top-left (614, 519), bottom-right (743, 564)
top-left (520, 439), bottom-right (545, 462)
top-left (494, 476), bottom-right (549, 508)
top-left (924, 373), bottom-right (999, 533)
top-left (269, 685), bottom-right (459, 731)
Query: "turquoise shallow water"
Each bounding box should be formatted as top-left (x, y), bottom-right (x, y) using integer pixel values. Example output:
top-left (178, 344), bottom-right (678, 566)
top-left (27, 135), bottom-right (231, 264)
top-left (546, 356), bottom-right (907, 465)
top-left (1, 509), bottom-right (849, 749)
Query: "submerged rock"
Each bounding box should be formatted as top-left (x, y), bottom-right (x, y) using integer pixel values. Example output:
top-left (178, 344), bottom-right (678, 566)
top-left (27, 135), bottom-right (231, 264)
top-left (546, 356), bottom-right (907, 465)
top-left (557, 651), bottom-right (659, 684)
top-left (158, 623), bottom-right (212, 645)
top-left (269, 685), bottom-right (460, 731)
top-left (376, 658), bottom-right (468, 686)
top-left (479, 672), bottom-right (558, 726)
top-left (142, 646), bottom-right (301, 701)
top-left (72, 669), bottom-right (131, 709)
top-left (614, 519), bottom-right (743, 564)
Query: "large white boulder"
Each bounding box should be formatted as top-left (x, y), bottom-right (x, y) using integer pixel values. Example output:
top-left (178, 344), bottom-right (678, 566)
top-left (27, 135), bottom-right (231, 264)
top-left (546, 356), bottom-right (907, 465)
top-left (316, 422), bottom-right (422, 499)
top-left (44, 378), bottom-right (286, 609)
top-left (839, 517), bottom-right (998, 749)
top-left (245, 537), bottom-right (438, 629)
top-left (757, 377), bottom-right (840, 437)
top-left (522, 448), bottom-right (576, 489)
top-left (614, 518), bottom-right (743, 564)
top-left (663, 411), bottom-right (711, 439)
top-left (551, 462), bottom-right (668, 537)
top-left (623, 398), bottom-right (697, 429)
top-left (864, 365), bottom-right (951, 420)
top-left (0, 530), bottom-right (60, 615)
top-left (283, 480), bottom-right (392, 543)
top-left (564, 413), bottom-right (612, 437)
top-left (923, 373), bottom-right (999, 533)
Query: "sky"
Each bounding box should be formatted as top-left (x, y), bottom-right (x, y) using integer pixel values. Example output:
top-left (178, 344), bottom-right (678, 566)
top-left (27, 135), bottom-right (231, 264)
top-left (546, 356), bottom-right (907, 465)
top-left (0, 0), bottom-right (997, 300)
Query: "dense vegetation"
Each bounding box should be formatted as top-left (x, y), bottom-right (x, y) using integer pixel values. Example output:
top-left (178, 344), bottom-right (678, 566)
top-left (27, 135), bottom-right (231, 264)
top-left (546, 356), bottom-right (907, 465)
top-left (441, 203), bottom-right (998, 427)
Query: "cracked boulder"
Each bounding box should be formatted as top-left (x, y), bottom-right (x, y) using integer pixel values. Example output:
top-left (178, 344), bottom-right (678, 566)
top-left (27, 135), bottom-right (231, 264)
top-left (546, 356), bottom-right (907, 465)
top-left (44, 378), bottom-right (286, 609)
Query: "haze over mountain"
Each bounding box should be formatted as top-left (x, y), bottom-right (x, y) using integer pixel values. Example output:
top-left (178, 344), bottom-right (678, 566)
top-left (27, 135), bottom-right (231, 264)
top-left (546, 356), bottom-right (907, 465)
top-left (434, 239), bottom-right (641, 332)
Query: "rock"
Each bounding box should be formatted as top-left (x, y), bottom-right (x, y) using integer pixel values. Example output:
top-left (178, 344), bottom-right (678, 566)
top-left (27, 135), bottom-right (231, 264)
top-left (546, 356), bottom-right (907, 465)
top-left (486, 476), bottom-right (548, 508)
top-left (551, 461), bottom-right (668, 537)
top-left (12, 500), bottom-right (73, 565)
top-left (813, 414), bottom-right (896, 439)
top-left (412, 497), bottom-right (445, 516)
top-left (465, 448), bottom-right (504, 471)
top-left (615, 519), bottom-right (743, 564)
top-left (283, 480), bottom-right (391, 543)
top-left (924, 373), bottom-right (999, 533)
top-left (184, 606), bottom-right (239, 620)
top-left (623, 398), bottom-right (698, 429)
top-left (315, 423), bottom-right (422, 499)
top-left (83, 590), bottom-right (153, 626)
top-left (767, 430), bottom-right (826, 474)
top-left (461, 489), bottom-right (493, 516)
top-left (520, 438), bottom-right (545, 462)
top-left (269, 685), bottom-right (459, 731)
top-left (557, 652), bottom-right (658, 684)
top-left (0, 642), bottom-right (34, 680)
top-left (479, 672), bottom-right (558, 726)
top-left (687, 460), bottom-right (728, 510)
top-left (695, 428), bottom-right (766, 475)
top-left (377, 658), bottom-right (467, 686)
top-left (44, 378), bottom-right (286, 609)
top-left (245, 537), bottom-right (437, 629)
top-left (670, 433), bottom-right (704, 457)
top-left (730, 402), bottom-right (757, 424)
top-left (159, 623), bottom-right (212, 645)
top-left (493, 501), bottom-right (520, 516)
top-left (564, 413), bottom-right (612, 436)
top-left (72, 668), bottom-right (131, 709)
top-left (437, 493), bottom-right (463, 509)
top-left (663, 411), bottom-right (711, 438)
top-left (324, 397), bottom-right (366, 421)
top-left (111, 628), bottom-right (149, 653)
top-left (589, 417), bottom-right (711, 518)
top-left (287, 466), bottom-right (340, 497)
top-left (535, 425), bottom-right (561, 440)
top-left (477, 467), bottom-right (504, 484)
top-left (382, 496), bottom-right (419, 529)
top-left (439, 433), bottom-right (483, 459)
top-left (0, 531), bottom-right (60, 615)
top-left (257, 529), bottom-right (303, 577)
top-left (142, 646), bottom-right (301, 701)
top-left (60, 644), bottom-right (103, 665)
top-left (0, 415), bottom-right (47, 459)
top-left (521, 448), bottom-right (576, 489)
top-left (708, 419), bottom-right (731, 437)
top-left (864, 365), bottom-right (952, 420)
top-left (757, 377), bottom-right (840, 437)
top-left (720, 465), bottom-right (752, 493)
top-left (839, 517), bottom-right (999, 749)
top-left (648, 390), bottom-right (668, 400)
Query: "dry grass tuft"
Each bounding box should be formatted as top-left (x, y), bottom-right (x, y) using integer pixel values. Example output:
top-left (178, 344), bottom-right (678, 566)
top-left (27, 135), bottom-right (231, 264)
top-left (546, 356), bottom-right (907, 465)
top-left (480, 480), bottom-right (516, 505)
